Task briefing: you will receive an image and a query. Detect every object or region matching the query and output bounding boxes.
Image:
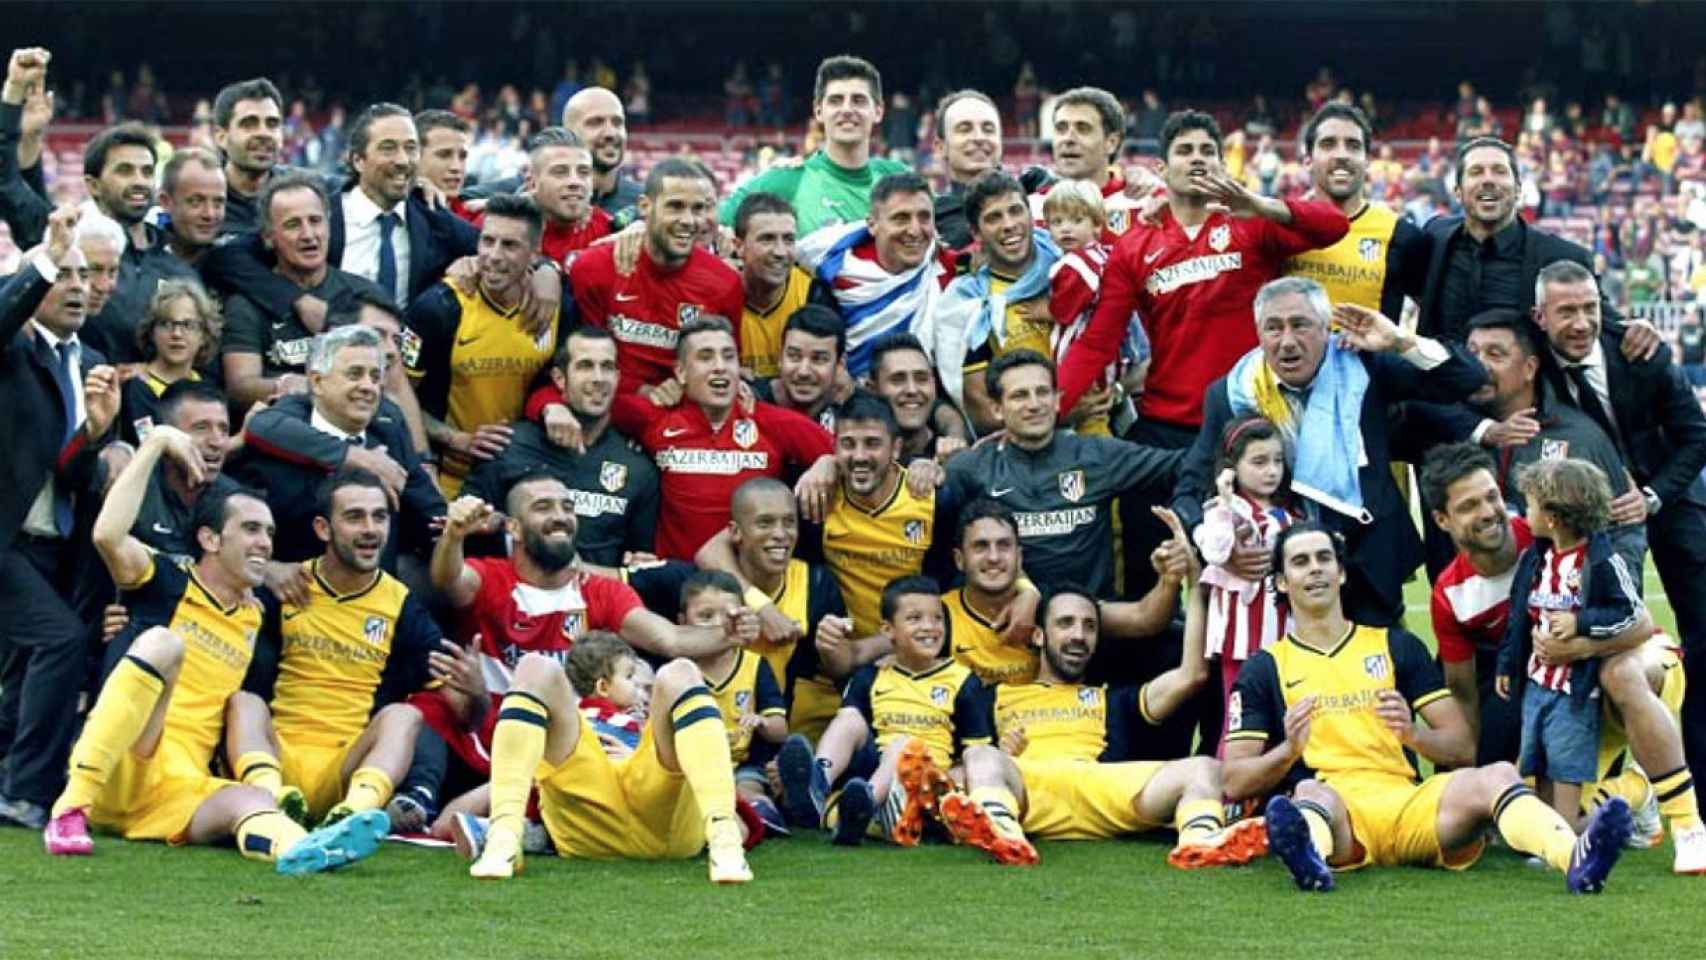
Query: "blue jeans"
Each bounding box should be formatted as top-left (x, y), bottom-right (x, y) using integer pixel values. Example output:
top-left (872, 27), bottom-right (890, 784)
top-left (1518, 685), bottom-right (1600, 784)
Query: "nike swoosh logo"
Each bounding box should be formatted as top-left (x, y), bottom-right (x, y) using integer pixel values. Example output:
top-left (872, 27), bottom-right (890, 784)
top-left (456, 335), bottom-right (480, 346)
top-left (271, 321), bottom-right (290, 330)
top-left (151, 523), bottom-right (174, 534)
top-left (990, 487), bottom-right (1013, 497)
top-left (615, 292), bottom-right (639, 302)
top-left (1285, 678), bottom-right (1306, 688)
top-left (282, 609), bottom-right (302, 621)
top-left (662, 427), bottom-right (689, 438)
top-left (1144, 250), bottom-right (1164, 263)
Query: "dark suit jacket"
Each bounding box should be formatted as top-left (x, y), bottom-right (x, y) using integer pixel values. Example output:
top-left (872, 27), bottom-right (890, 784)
top-left (1540, 328), bottom-right (1706, 512)
top-left (201, 178), bottom-right (478, 320)
top-left (1416, 216), bottom-right (1620, 344)
top-left (1173, 342), bottom-right (1488, 620)
top-left (0, 264), bottom-right (115, 549)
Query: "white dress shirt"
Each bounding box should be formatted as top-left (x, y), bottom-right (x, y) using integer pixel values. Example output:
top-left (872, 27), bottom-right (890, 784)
top-left (311, 407), bottom-right (368, 446)
top-left (23, 322), bottom-right (87, 538)
top-left (340, 187), bottom-right (411, 307)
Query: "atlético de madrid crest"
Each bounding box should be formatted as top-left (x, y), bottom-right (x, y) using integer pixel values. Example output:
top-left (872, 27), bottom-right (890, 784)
top-left (600, 460), bottom-right (628, 493)
top-left (1208, 224), bottom-right (1231, 252)
top-left (1358, 237), bottom-right (1383, 262)
top-left (1058, 469), bottom-right (1086, 503)
top-left (733, 419), bottom-right (757, 448)
top-left (1364, 654), bottom-right (1389, 680)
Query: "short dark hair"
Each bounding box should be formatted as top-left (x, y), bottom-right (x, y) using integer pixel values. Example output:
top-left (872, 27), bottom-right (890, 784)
top-left (1160, 109), bottom-right (1223, 157)
top-left (1420, 442), bottom-right (1498, 515)
top-left (731, 476), bottom-right (796, 521)
top-left (963, 170), bottom-right (1027, 227)
top-left (1039, 581), bottom-right (1099, 624)
top-left (645, 157), bottom-right (710, 200)
top-left (505, 469), bottom-right (567, 517)
top-left (1055, 87), bottom-right (1125, 148)
top-left (160, 146), bottom-right (224, 196)
top-left (834, 389), bottom-right (900, 439)
top-left (84, 123), bottom-right (156, 178)
top-left (1302, 102), bottom-right (1372, 154)
top-left (814, 55), bottom-right (882, 104)
top-left (869, 333), bottom-right (930, 376)
top-left (157, 379), bottom-right (228, 427)
top-left (315, 467), bottom-right (389, 521)
top-left (1270, 521), bottom-right (1348, 579)
top-left (956, 497), bottom-right (1019, 546)
top-left (675, 314), bottom-right (737, 360)
top-left (935, 89), bottom-right (999, 141)
top-left (482, 192), bottom-right (544, 242)
top-left (680, 569), bottom-right (744, 611)
top-left (1454, 136), bottom-right (1520, 187)
top-left (326, 287), bottom-right (403, 330)
top-left (348, 102), bottom-right (414, 161)
top-left (985, 349), bottom-right (1055, 402)
top-left (564, 631), bottom-right (634, 697)
top-left (257, 170), bottom-right (329, 233)
top-left (190, 485), bottom-right (267, 560)
top-left (213, 78), bottom-right (283, 129)
top-left (414, 109), bottom-right (471, 141)
top-left (880, 574), bottom-right (941, 622)
top-left (554, 324), bottom-right (616, 371)
top-left (1465, 307), bottom-right (1540, 358)
top-left (783, 304), bottom-right (846, 359)
top-left (732, 192), bottom-right (796, 239)
top-left (869, 171), bottom-right (933, 211)
top-left (1214, 414), bottom-right (1291, 501)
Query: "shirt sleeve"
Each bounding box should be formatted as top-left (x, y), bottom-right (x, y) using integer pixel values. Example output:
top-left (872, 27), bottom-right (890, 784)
top-left (754, 658), bottom-right (786, 716)
top-left (623, 455), bottom-right (661, 556)
top-left (242, 400), bottom-right (348, 471)
top-left (1430, 580), bottom-right (1476, 664)
top-left (1577, 540), bottom-right (1645, 641)
top-left (1048, 257), bottom-right (1098, 327)
top-left (403, 283), bottom-right (463, 420)
top-left (374, 592), bottom-right (443, 706)
top-left (219, 295), bottom-right (269, 357)
top-left (608, 393), bottom-right (658, 445)
top-left (1257, 199), bottom-right (1351, 258)
top-left (1390, 628), bottom-right (1453, 711)
top-left (1102, 685), bottom-right (1142, 762)
top-left (587, 575), bottom-right (646, 631)
top-left (842, 664), bottom-right (877, 723)
top-left (953, 674), bottom-right (995, 750)
top-left (568, 245), bottom-right (610, 328)
top-left (752, 402), bottom-right (834, 466)
top-left (1096, 435), bottom-right (1185, 498)
top-left (1224, 649), bottom-right (1284, 746)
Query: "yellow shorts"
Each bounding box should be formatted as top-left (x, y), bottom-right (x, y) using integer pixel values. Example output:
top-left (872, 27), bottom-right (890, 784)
top-left (536, 714), bottom-right (704, 860)
top-left (88, 738), bottom-right (234, 844)
top-left (788, 677), bottom-right (842, 746)
top-left (1595, 640), bottom-right (1686, 783)
top-left (1016, 757), bottom-right (1164, 840)
top-left (1322, 770), bottom-right (1483, 871)
top-left (279, 736), bottom-right (356, 820)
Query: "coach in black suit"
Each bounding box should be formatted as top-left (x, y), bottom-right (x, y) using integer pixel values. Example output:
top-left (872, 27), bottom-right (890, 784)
top-left (1173, 277), bottom-right (1487, 627)
top-left (202, 102), bottom-right (480, 321)
top-left (0, 211), bottom-right (120, 827)
top-left (1529, 258), bottom-right (1706, 770)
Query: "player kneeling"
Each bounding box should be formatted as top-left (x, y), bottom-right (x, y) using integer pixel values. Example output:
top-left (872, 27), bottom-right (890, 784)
top-left (777, 576), bottom-right (995, 849)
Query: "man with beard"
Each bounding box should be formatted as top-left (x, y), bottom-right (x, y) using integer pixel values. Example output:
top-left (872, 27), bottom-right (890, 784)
top-left (156, 148), bottom-right (229, 270)
top-left (610, 315), bottom-right (832, 560)
top-left (720, 56), bottom-right (910, 237)
top-left (461, 326), bottom-right (658, 568)
top-left (221, 173), bottom-right (391, 408)
top-left (1422, 443), bottom-right (1706, 872)
top-left (731, 192), bottom-right (835, 380)
top-left (235, 324), bottom-right (446, 571)
top-left (931, 91), bottom-right (1004, 250)
top-left (1284, 103), bottom-right (1430, 321)
top-left (405, 194), bottom-right (564, 497)
top-left (130, 380), bottom-right (243, 559)
top-left (227, 468), bottom-right (437, 828)
top-left (1226, 524), bottom-right (1634, 894)
top-left (414, 110), bottom-right (474, 223)
top-left (752, 304), bottom-right (846, 430)
top-left (211, 77), bottom-right (286, 236)
top-left (430, 473), bottom-right (758, 882)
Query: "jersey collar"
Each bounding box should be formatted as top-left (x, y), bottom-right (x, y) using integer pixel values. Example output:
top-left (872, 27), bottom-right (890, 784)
top-left (1286, 622), bottom-right (1356, 658)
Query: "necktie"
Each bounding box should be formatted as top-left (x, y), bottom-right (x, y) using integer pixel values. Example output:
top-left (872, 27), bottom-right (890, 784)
top-left (49, 340), bottom-right (78, 536)
top-left (376, 211), bottom-right (400, 303)
top-left (1565, 363), bottom-right (1624, 456)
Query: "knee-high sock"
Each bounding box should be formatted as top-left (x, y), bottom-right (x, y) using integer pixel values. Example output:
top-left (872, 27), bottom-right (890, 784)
top-left (669, 685), bottom-right (735, 826)
top-left (234, 809), bottom-right (308, 862)
top-left (235, 751), bottom-right (285, 800)
top-left (52, 656), bottom-right (165, 817)
top-left (1295, 799), bottom-right (1336, 859)
top-left (486, 693), bottom-right (550, 842)
top-left (1174, 798), bottom-right (1225, 841)
top-left (1494, 784), bottom-right (1576, 872)
top-left (1652, 765), bottom-right (1702, 830)
top-left (340, 767), bottom-right (395, 814)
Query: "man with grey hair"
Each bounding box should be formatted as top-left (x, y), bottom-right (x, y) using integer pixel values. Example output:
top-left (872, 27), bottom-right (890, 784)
top-left (233, 324), bottom-right (445, 571)
top-left (1529, 257), bottom-right (1706, 777)
top-left (1172, 276), bottom-right (1487, 627)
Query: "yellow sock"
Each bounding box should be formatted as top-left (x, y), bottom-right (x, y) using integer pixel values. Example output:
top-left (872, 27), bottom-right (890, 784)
top-left (1295, 800), bottom-right (1336, 859)
top-left (341, 767), bottom-right (394, 814)
top-left (235, 751), bottom-right (285, 800)
top-left (669, 686), bottom-right (736, 827)
top-left (1494, 784), bottom-right (1576, 872)
top-left (487, 692), bottom-right (550, 842)
top-left (1652, 766), bottom-right (1702, 831)
top-left (970, 786), bottom-right (1022, 823)
top-left (1174, 798), bottom-right (1225, 841)
top-left (53, 656), bottom-right (165, 817)
top-left (234, 809), bottom-right (307, 862)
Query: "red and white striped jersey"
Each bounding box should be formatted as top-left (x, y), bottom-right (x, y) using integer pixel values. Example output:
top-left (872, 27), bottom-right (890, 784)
top-left (1048, 243), bottom-right (1117, 380)
top-left (1203, 495), bottom-right (1295, 662)
top-left (1432, 517), bottom-right (1535, 664)
top-left (1525, 541), bottom-right (1589, 693)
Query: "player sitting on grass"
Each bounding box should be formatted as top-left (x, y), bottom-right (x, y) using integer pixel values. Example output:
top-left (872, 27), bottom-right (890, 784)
top-left (1496, 459), bottom-right (1649, 833)
top-left (226, 469), bottom-right (435, 829)
top-left (678, 571), bottom-right (791, 833)
top-left (43, 427), bottom-right (387, 874)
top-left (942, 507), bottom-right (1269, 868)
top-left (1223, 522), bottom-right (1634, 894)
top-left (777, 576), bottom-right (994, 846)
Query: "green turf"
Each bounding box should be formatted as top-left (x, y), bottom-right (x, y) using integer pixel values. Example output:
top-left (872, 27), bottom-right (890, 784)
top-left (0, 824), bottom-right (1694, 960)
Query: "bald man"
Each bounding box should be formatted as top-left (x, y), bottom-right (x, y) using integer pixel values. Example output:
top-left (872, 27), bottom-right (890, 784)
top-left (464, 88), bottom-right (642, 216)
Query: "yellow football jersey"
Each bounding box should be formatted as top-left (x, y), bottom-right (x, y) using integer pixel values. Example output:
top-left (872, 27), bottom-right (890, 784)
top-left (1284, 201), bottom-right (1399, 312)
top-left (115, 557), bottom-right (260, 766)
top-left (821, 467), bottom-right (938, 636)
top-left (943, 588), bottom-right (1039, 686)
top-left (843, 658), bottom-right (992, 767)
top-left (747, 558), bottom-right (812, 693)
top-left (269, 559), bottom-right (438, 749)
top-left (740, 266), bottom-right (816, 379)
top-left (962, 274), bottom-right (1054, 376)
top-left (704, 648), bottom-right (785, 763)
top-left (1224, 624), bottom-right (1451, 783)
top-left (993, 682), bottom-right (1148, 762)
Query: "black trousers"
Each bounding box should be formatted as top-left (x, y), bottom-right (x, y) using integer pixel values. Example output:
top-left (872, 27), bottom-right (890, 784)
top-left (1647, 498), bottom-right (1706, 776)
top-left (0, 537), bottom-right (88, 805)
